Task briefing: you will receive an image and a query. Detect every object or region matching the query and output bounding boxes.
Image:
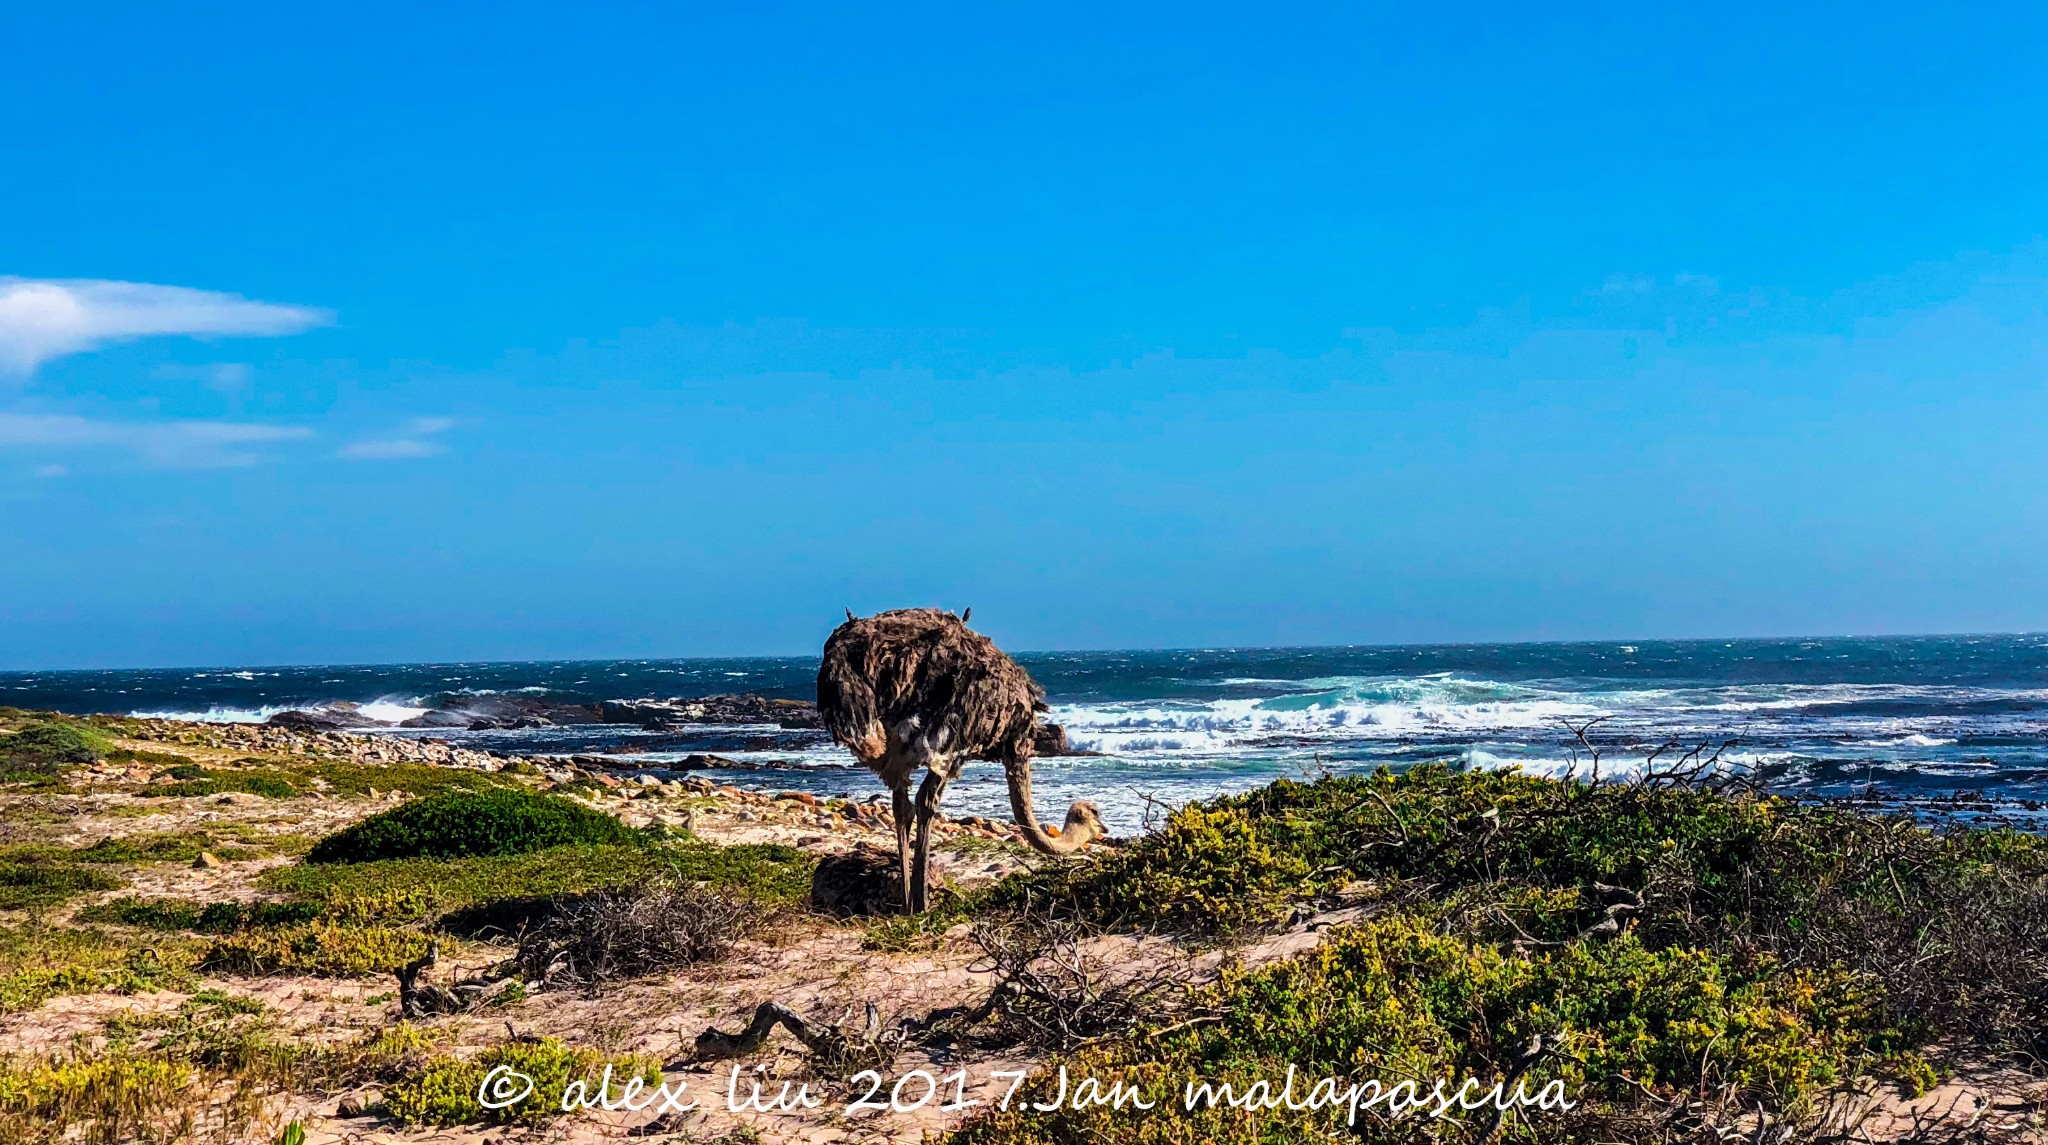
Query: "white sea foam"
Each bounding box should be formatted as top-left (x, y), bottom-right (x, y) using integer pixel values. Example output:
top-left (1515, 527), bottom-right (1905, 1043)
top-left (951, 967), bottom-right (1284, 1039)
top-left (1049, 677), bottom-right (1608, 757)
top-left (128, 705), bottom-right (289, 724)
top-left (357, 699), bottom-right (430, 724)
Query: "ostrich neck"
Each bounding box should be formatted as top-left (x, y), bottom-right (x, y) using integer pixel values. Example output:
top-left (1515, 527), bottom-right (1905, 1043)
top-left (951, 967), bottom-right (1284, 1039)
top-left (1002, 756), bottom-right (1092, 855)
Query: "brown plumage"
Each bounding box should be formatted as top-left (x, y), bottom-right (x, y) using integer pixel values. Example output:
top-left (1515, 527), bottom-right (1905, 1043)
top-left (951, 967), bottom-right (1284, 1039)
top-left (818, 608), bottom-right (1104, 912)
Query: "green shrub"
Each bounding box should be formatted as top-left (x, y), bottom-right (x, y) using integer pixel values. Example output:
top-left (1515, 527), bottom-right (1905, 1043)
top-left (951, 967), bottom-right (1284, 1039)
top-left (384, 1038), bottom-right (660, 1126)
top-left (303, 760), bottom-right (514, 798)
top-left (146, 769), bottom-right (299, 799)
top-left (306, 791), bottom-right (639, 864)
top-left (264, 840), bottom-right (815, 923)
top-left (73, 897), bottom-right (208, 932)
top-left (71, 831), bottom-right (264, 865)
top-left (0, 1051), bottom-right (194, 1141)
top-left (0, 863), bottom-right (124, 910)
top-left (199, 921), bottom-right (432, 976)
top-left (77, 896), bottom-right (323, 934)
top-left (1, 722), bottom-right (111, 765)
top-left (956, 912), bottom-right (1898, 1145)
top-left (1014, 803), bottom-right (1318, 934)
top-left (0, 925), bottom-right (198, 1014)
top-left (0, 721), bottom-right (113, 782)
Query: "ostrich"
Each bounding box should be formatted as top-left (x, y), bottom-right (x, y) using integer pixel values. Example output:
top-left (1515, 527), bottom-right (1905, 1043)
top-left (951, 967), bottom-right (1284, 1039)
top-left (817, 608), bottom-right (1106, 912)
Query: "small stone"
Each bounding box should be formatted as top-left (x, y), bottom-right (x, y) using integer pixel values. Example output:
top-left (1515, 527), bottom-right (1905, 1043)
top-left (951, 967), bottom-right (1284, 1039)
top-left (192, 851), bottom-right (223, 869)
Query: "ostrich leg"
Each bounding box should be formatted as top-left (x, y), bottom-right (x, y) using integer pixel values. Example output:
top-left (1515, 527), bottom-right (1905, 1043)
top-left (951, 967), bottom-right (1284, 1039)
top-left (891, 783), bottom-right (915, 912)
top-left (909, 769), bottom-right (952, 914)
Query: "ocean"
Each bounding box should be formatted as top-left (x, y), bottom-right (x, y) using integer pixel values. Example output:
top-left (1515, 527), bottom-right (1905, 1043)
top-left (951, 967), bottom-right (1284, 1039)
top-left (8, 634), bottom-right (2048, 832)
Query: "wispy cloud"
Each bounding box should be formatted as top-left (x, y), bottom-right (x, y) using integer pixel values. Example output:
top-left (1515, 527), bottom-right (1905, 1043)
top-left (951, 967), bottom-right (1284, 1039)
top-left (339, 416), bottom-right (455, 461)
top-left (0, 278), bottom-right (329, 374)
top-left (150, 361), bottom-right (256, 397)
top-left (0, 412), bottom-right (311, 468)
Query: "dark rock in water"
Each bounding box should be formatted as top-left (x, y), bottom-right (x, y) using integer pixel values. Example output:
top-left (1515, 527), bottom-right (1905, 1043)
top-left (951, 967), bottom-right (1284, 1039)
top-left (1032, 722), bottom-right (1069, 756)
top-left (397, 709), bottom-right (473, 728)
top-left (1031, 721), bottom-right (1103, 757)
top-left (400, 694), bottom-right (606, 730)
top-left (268, 703), bottom-right (385, 731)
top-left (810, 843), bottom-right (940, 918)
top-left (598, 694), bottom-right (822, 730)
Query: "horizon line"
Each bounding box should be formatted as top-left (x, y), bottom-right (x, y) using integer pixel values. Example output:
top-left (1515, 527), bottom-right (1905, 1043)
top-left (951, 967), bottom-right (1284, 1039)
top-left (5, 627), bottom-right (2043, 676)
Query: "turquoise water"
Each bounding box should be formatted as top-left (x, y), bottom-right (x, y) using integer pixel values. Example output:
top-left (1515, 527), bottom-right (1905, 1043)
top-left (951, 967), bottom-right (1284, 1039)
top-left (9, 634), bottom-right (2048, 831)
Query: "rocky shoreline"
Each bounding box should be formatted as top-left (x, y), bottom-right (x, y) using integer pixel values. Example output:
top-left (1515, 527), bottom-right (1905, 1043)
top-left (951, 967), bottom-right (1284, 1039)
top-left (259, 690), bottom-right (1096, 755)
top-left (115, 711), bottom-right (1061, 847)
top-left (262, 692), bottom-right (827, 732)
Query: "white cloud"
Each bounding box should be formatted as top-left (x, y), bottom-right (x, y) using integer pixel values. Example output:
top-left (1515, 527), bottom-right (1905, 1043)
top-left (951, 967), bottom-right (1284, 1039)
top-left (0, 278), bottom-right (329, 374)
top-left (0, 412), bottom-right (311, 468)
top-left (31, 463), bottom-right (67, 479)
top-left (339, 438), bottom-right (441, 460)
top-left (339, 416), bottom-right (455, 461)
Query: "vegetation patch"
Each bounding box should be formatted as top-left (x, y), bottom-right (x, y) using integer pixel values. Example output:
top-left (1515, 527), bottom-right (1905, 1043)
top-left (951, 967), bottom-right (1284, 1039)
top-left (946, 767), bottom-right (2048, 1142)
top-left (306, 790), bottom-right (639, 863)
top-left (144, 767), bottom-right (299, 799)
top-left (0, 721), bottom-right (112, 784)
top-left (383, 1037), bottom-right (660, 1127)
top-left (955, 911), bottom-right (1907, 1145)
top-left (265, 840), bottom-right (815, 923)
top-left (71, 830), bottom-right (267, 865)
top-left (74, 896), bottom-right (321, 934)
top-left (299, 759), bottom-right (518, 798)
top-left (199, 920), bottom-right (433, 977)
top-left (0, 862), bottom-right (124, 911)
top-left (0, 924), bottom-right (199, 1015)
top-left (0, 996), bottom-right (444, 1144)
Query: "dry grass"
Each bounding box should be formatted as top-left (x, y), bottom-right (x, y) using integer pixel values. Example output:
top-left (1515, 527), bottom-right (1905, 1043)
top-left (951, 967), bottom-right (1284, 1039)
top-left (515, 879), bottom-right (761, 986)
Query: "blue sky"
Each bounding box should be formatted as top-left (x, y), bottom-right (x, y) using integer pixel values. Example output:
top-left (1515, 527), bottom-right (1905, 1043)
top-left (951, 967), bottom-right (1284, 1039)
top-left (4, 1), bottom-right (2047, 668)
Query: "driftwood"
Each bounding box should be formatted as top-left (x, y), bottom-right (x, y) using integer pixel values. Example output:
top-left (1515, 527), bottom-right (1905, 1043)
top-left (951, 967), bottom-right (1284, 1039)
top-left (694, 1001), bottom-right (908, 1075)
top-left (393, 941), bottom-right (518, 1017)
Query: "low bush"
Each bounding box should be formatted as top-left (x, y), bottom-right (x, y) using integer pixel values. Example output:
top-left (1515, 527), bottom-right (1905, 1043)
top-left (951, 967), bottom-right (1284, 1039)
top-left (306, 790), bottom-right (639, 864)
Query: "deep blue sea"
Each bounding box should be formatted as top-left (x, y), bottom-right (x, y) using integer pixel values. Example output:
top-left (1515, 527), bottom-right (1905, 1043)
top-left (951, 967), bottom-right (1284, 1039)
top-left (9, 635), bottom-right (2048, 831)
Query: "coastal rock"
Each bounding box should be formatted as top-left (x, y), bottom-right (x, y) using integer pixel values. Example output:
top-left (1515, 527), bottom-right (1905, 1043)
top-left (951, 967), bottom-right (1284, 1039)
top-left (402, 694), bottom-right (606, 730)
top-left (267, 703), bottom-right (385, 731)
top-left (395, 709), bottom-right (472, 728)
top-left (1030, 721), bottom-right (1102, 757)
top-left (597, 694), bottom-right (823, 729)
